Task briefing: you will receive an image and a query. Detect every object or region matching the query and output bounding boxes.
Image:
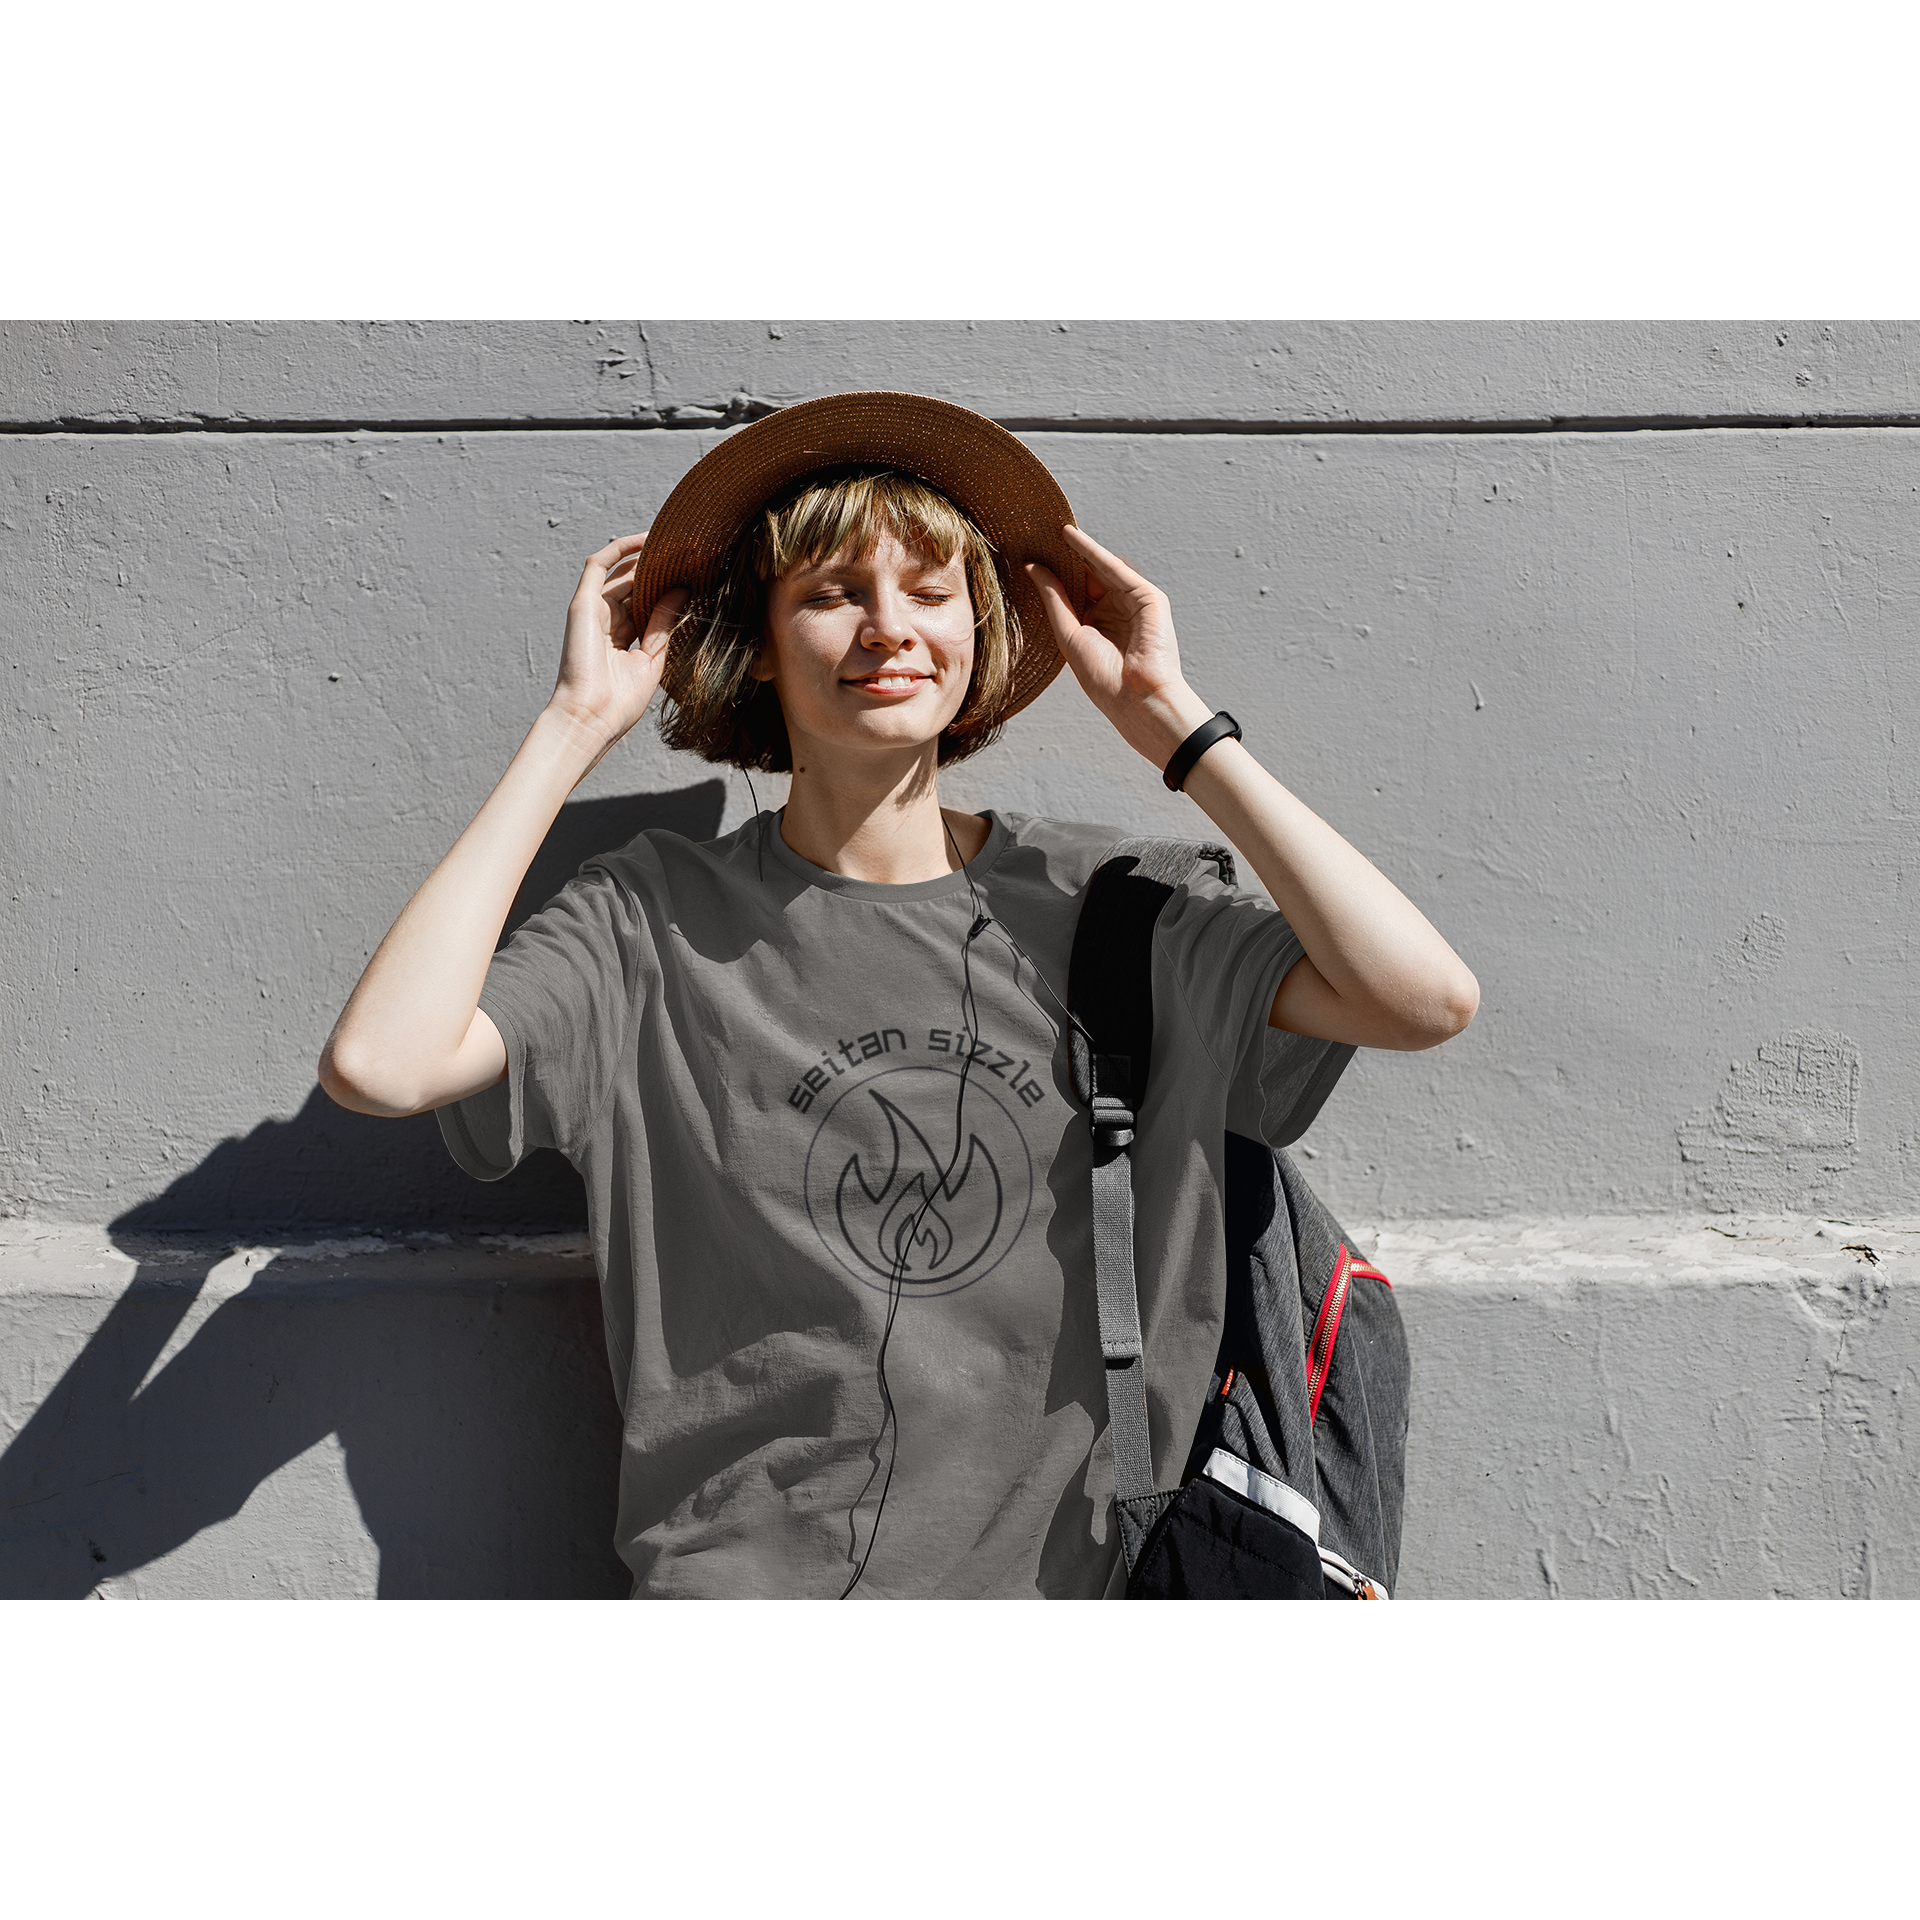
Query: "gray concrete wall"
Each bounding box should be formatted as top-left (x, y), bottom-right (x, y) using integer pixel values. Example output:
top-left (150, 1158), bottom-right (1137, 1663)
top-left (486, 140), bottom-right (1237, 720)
top-left (6, 1214), bottom-right (1909, 1599)
top-left (3, 322), bottom-right (1915, 1596)
top-left (10, 319), bottom-right (1920, 429)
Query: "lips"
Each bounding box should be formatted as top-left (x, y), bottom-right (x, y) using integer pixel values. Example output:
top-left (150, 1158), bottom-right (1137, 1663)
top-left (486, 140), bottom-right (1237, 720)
top-left (847, 671), bottom-right (930, 693)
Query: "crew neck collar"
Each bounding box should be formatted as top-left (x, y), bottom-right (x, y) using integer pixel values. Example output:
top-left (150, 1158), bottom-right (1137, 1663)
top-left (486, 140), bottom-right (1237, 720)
top-left (763, 809), bottom-right (1010, 901)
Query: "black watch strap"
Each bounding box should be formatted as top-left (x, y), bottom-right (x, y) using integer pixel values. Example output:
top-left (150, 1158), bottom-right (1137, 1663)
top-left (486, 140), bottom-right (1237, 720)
top-left (1162, 710), bottom-right (1243, 792)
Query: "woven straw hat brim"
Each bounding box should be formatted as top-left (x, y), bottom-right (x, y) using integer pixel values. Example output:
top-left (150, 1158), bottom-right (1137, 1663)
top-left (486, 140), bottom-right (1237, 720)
top-left (629, 390), bottom-right (1085, 726)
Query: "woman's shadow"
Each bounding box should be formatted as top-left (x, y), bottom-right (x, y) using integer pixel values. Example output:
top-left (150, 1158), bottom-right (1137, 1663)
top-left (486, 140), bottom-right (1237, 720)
top-left (0, 783), bottom-right (725, 1599)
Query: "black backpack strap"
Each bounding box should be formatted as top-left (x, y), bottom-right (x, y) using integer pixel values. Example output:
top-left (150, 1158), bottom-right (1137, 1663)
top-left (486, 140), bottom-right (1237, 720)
top-left (1067, 836), bottom-right (1234, 1571)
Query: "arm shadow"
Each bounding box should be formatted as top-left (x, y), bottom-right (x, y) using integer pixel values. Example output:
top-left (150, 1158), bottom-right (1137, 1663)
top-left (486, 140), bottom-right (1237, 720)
top-left (0, 782), bottom-right (725, 1599)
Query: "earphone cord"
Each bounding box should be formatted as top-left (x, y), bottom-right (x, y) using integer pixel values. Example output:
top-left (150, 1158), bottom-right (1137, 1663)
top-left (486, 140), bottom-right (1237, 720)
top-left (982, 921), bottom-right (1097, 1059)
top-left (839, 815), bottom-right (988, 1598)
top-left (741, 767), bottom-right (767, 884)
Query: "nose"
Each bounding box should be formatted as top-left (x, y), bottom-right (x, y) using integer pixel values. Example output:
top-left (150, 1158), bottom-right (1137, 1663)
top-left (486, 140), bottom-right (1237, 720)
top-left (859, 582), bottom-right (920, 653)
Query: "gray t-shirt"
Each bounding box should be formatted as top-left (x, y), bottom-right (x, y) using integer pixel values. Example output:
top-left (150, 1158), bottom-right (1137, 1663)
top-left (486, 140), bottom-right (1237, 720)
top-left (437, 809), bottom-right (1350, 1598)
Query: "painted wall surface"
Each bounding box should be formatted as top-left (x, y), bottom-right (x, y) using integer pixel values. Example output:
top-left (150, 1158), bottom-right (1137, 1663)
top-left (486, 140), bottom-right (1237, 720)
top-left (3, 322), bottom-right (1915, 1597)
top-left (5, 1217), bottom-right (1910, 1599)
top-left (5, 414), bottom-right (1914, 1227)
top-left (0, 1225), bottom-right (625, 1598)
top-left (8, 319), bottom-right (1920, 427)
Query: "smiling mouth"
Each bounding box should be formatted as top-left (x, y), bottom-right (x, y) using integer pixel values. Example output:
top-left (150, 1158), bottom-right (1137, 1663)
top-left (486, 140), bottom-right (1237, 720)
top-left (846, 672), bottom-right (930, 693)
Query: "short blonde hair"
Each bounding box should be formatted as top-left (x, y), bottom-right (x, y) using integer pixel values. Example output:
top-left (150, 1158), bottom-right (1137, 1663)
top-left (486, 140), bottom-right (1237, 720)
top-left (658, 467), bottom-right (1018, 771)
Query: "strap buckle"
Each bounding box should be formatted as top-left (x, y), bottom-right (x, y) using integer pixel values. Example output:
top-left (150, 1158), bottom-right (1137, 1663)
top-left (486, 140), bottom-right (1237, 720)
top-left (1091, 1096), bottom-right (1135, 1150)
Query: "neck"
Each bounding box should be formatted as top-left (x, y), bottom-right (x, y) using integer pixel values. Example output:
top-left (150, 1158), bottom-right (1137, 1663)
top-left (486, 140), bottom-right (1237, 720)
top-left (777, 741), bottom-right (989, 883)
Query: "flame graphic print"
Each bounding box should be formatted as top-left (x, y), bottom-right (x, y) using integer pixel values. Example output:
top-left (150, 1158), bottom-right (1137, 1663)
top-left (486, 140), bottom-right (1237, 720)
top-left (803, 1066), bottom-right (1034, 1297)
top-left (836, 1092), bottom-right (1003, 1282)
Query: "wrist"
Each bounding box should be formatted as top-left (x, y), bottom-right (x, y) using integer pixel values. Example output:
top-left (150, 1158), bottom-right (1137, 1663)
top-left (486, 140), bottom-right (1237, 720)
top-left (531, 702), bottom-right (621, 777)
top-left (1163, 711), bottom-right (1245, 795)
top-left (1131, 684), bottom-right (1216, 768)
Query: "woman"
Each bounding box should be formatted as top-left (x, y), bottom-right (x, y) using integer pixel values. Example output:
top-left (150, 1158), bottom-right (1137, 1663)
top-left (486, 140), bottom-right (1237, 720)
top-left (319, 392), bottom-right (1477, 1598)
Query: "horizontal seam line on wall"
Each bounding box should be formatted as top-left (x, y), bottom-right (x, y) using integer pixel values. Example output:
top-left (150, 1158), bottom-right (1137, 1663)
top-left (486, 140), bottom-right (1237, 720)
top-left (8, 413), bottom-right (1920, 438)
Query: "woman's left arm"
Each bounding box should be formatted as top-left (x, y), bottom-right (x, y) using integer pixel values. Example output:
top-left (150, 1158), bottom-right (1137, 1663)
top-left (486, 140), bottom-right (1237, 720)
top-left (1029, 526), bottom-right (1479, 1051)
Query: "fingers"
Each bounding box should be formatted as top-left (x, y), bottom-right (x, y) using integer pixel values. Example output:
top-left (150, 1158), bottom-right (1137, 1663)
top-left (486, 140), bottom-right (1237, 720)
top-left (1023, 563), bottom-right (1084, 649)
top-left (637, 587), bottom-right (689, 660)
top-left (601, 571), bottom-right (641, 647)
top-left (1061, 523), bottom-right (1153, 597)
top-left (579, 531), bottom-right (650, 587)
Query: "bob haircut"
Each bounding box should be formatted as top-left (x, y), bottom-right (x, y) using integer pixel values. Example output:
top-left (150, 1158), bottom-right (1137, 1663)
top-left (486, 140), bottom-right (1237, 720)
top-left (659, 467), bottom-right (1018, 772)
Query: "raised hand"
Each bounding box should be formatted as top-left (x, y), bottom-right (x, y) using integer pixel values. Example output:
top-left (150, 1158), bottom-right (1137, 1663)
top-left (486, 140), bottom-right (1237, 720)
top-left (321, 534), bottom-right (693, 1117)
top-left (548, 533), bottom-right (689, 749)
top-left (1026, 524), bottom-right (1213, 766)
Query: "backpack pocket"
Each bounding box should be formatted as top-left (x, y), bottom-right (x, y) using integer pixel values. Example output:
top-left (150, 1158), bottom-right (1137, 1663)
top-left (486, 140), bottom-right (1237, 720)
top-left (1297, 1231), bottom-right (1408, 1596)
top-left (1306, 1243), bottom-right (1392, 1425)
top-left (1126, 1449), bottom-right (1326, 1600)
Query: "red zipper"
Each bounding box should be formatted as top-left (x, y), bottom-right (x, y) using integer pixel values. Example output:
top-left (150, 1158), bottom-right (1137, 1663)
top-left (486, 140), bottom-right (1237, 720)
top-left (1306, 1245), bottom-right (1392, 1424)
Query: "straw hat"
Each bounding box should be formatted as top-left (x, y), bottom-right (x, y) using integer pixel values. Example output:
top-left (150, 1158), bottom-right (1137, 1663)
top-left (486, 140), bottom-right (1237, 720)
top-left (629, 389), bottom-right (1086, 724)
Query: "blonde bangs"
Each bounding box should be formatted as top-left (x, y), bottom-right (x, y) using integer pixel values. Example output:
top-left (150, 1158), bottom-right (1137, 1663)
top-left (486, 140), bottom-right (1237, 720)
top-left (759, 471), bottom-right (975, 582)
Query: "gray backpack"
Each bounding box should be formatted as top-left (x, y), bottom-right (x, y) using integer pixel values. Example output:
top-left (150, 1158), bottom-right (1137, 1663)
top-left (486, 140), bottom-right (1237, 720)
top-left (1067, 839), bottom-right (1412, 1600)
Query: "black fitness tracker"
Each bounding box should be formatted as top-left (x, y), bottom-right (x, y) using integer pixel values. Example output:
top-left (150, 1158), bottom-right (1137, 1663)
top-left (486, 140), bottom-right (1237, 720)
top-left (1162, 710), bottom-right (1243, 792)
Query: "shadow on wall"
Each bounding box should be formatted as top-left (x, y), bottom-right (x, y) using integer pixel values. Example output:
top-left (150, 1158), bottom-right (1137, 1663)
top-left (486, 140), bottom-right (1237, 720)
top-left (111, 782), bottom-right (730, 1239)
top-left (0, 784), bottom-right (726, 1600)
top-left (0, 1240), bottom-right (630, 1599)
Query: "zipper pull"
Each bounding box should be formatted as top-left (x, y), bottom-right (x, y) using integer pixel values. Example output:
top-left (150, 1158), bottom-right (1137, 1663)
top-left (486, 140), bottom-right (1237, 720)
top-left (1219, 1367), bottom-right (1236, 1400)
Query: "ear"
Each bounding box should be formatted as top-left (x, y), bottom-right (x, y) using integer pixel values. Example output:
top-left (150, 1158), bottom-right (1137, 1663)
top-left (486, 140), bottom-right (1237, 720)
top-left (746, 627), bottom-right (777, 684)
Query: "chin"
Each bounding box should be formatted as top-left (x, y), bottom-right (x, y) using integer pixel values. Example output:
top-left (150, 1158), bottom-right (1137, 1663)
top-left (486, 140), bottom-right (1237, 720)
top-left (852, 722), bottom-right (948, 754)
top-left (808, 701), bottom-right (961, 753)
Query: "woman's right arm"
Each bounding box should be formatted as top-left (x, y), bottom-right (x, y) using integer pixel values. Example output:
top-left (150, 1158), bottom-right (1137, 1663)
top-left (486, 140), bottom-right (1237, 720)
top-left (318, 535), bottom-right (686, 1118)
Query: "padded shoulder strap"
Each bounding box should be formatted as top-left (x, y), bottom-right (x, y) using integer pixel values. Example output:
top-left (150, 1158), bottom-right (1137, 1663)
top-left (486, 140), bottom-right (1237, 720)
top-left (1066, 837), bottom-right (1235, 1113)
top-left (1067, 837), bottom-right (1235, 1570)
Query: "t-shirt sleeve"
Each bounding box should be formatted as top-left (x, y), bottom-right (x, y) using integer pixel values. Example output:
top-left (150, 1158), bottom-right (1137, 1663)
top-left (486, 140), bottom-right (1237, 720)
top-left (435, 857), bottom-right (648, 1180)
top-left (1155, 869), bottom-right (1356, 1149)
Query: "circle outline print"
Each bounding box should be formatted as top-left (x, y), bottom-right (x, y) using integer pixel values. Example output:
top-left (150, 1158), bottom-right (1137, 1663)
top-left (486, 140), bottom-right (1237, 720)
top-left (802, 1064), bottom-right (1034, 1298)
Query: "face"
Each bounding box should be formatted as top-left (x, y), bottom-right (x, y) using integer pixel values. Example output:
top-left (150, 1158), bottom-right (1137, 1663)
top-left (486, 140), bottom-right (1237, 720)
top-left (754, 532), bottom-right (976, 767)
